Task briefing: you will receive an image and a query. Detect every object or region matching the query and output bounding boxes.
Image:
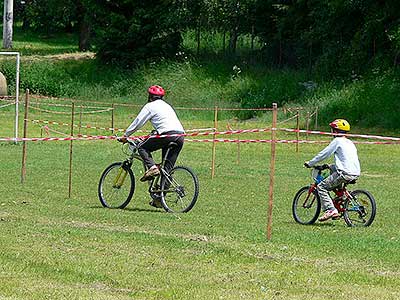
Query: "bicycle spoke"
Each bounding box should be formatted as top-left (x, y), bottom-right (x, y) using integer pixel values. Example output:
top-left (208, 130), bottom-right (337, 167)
top-left (292, 186), bottom-right (321, 225)
top-left (98, 162), bottom-right (135, 209)
top-left (161, 166), bottom-right (199, 213)
top-left (344, 190), bottom-right (376, 227)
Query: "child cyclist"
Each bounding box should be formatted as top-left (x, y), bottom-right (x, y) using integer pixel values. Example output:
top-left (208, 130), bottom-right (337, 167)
top-left (304, 119), bottom-right (361, 221)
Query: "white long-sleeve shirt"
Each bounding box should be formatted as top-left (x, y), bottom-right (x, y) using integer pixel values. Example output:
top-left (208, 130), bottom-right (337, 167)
top-left (124, 99), bottom-right (184, 136)
top-left (308, 137), bottom-right (361, 176)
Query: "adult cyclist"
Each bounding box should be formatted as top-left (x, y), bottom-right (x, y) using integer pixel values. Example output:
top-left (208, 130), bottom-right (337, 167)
top-left (119, 85), bottom-right (185, 184)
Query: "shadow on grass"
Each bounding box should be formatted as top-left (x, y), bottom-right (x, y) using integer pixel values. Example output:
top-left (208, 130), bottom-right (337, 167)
top-left (88, 205), bottom-right (163, 214)
top-left (285, 220), bottom-right (341, 227)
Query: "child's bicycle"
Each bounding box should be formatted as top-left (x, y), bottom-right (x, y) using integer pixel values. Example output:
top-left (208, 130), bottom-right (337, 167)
top-left (98, 137), bottom-right (199, 213)
top-left (292, 164), bottom-right (376, 227)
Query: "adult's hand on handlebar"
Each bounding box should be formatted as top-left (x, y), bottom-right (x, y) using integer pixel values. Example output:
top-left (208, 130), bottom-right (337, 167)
top-left (117, 136), bottom-right (128, 143)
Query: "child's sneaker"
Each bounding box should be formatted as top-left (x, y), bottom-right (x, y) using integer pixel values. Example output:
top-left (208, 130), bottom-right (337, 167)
top-left (319, 208), bottom-right (340, 222)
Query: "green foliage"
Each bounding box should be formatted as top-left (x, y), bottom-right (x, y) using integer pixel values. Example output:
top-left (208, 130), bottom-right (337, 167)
top-left (308, 70), bottom-right (400, 129)
top-left (3, 27), bottom-right (400, 129)
top-left (222, 68), bottom-right (309, 118)
top-left (85, 0), bottom-right (183, 66)
top-left (15, 0), bottom-right (79, 34)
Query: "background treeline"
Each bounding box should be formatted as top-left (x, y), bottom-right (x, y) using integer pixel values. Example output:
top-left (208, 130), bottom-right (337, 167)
top-left (14, 0), bottom-right (400, 72)
top-left (5, 0), bottom-right (400, 129)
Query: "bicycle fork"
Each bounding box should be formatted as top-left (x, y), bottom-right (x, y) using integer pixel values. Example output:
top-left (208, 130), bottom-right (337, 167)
top-left (113, 161), bottom-right (131, 188)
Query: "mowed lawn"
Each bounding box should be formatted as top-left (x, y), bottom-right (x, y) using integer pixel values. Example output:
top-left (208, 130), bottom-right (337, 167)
top-left (0, 111), bottom-right (399, 300)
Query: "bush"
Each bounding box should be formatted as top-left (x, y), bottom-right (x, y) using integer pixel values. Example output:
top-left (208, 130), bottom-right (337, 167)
top-left (222, 68), bottom-right (309, 119)
top-left (312, 70), bottom-right (400, 129)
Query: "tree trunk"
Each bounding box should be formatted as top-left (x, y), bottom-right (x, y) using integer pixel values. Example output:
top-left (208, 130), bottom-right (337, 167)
top-left (196, 19), bottom-right (201, 56)
top-left (3, 0), bottom-right (14, 49)
top-left (77, 1), bottom-right (91, 51)
top-left (229, 30), bottom-right (238, 54)
top-left (251, 25), bottom-right (254, 51)
top-left (79, 21), bottom-right (91, 51)
top-left (223, 31), bottom-right (226, 54)
top-left (229, 1), bottom-right (240, 55)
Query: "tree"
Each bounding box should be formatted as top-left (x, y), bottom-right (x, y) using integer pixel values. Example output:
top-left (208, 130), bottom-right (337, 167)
top-left (14, 0), bottom-right (91, 51)
top-left (86, 0), bottom-right (183, 65)
top-left (3, 0), bottom-right (14, 49)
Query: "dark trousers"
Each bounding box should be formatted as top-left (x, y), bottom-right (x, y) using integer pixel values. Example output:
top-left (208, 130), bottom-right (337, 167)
top-left (138, 132), bottom-right (184, 174)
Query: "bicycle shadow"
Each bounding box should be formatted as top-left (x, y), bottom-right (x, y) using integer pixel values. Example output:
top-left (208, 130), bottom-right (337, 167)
top-left (89, 206), bottom-right (163, 213)
top-left (124, 207), bottom-right (164, 213)
top-left (284, 220), bottom-right (339, 227)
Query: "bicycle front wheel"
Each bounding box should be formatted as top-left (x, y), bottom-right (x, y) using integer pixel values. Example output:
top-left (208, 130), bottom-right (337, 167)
top-left (160, 166), bottom-right (199, 213)
top-left (98, 162), bottom-right (135, 209)
top-left (292, 186), bottom-right (321, 225)
top-left (344, 190), bottom-right (376, 227)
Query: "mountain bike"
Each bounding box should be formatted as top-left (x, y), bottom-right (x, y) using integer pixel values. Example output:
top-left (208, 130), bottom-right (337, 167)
top-left (98, 137), bottom-right (199, 213)
top-left (292, 164), bottom-right (376, 227)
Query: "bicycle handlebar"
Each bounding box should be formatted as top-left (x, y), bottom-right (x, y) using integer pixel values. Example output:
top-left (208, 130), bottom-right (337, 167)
top-left (313, 164), bottom-right (330, 171)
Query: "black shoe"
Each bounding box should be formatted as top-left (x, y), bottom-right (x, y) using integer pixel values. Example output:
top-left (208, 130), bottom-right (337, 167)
top-left (149, 198), bottom-right (162, 208)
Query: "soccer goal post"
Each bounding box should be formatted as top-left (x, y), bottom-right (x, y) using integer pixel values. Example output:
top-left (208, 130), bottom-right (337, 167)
top-left (0, 51), bottom-right (20, 141)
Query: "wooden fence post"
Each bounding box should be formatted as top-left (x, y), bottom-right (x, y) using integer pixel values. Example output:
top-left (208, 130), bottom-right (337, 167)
top-left (296, 109), bottom-right (300, 153)
top-left (68, 102), bottom-right (75, 198)
top-left (236, 121), bottom-right (240, 164)
top-left (267, 103), bottom-right (278, 240)
top-left (78, 105), bottom-right (83, 135)
top-left (21, 89), bottom-right (30, 183)
top-left (111, 103), bottom-right (115, 135)
top-left (211, 106), bottom-right (218, 179)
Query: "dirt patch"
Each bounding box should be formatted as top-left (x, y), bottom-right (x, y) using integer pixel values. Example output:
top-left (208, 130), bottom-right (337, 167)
top-left (23, 52), bottom-right (95, 61)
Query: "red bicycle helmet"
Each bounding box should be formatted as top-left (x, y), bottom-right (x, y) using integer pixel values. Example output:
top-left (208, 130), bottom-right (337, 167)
top-left (148, 85), bottom-right (165, 96)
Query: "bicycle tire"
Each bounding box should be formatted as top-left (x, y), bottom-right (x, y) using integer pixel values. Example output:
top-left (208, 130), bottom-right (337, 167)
top-left (292, 186), bottom-right (321, 225)
top-left (160, 166), bottom-right (199, 213)
top-left (98, 162), bottom-right (135, 209)
top-left (343, 190), bottom-right (376, 227)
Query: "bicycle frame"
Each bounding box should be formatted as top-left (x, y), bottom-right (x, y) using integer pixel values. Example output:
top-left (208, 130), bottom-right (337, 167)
top-left (307, 169), bottom-right (356, 216)
top-left (302, 183), bottom-right (318, 209)
top-left (99, 136), bottom-right (199, 213)
top-left (293, 164), bottom-right (375, 226)
top-left (118, 140), bottom-right (175, 196)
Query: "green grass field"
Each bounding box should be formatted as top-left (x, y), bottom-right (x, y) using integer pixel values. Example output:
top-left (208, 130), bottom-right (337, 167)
top-left (1, 106), bottom-right (400, 299)
top-left (1, 28), bottom-right (399, 299)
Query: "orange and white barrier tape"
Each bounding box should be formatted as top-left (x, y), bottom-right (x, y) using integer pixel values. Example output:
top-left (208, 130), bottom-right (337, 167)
top-left (29, 119), bottom-right (215, 134)
top-left (0, 102), bottom-right (15, 109)
top-left (1, 125), bottom-right (399, 143)
top-left (1, 135), bottom-right (399, 145)
top-left (277, 128), bottom-right (400, 142)
top-left (29, 106), bottom-right (114, 115)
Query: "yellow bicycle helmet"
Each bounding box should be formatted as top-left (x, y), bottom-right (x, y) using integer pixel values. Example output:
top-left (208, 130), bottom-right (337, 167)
top-left (329, 119), bottom-right (350, 132)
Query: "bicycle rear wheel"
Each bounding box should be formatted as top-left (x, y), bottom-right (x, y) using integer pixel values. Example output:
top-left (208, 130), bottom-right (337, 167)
top-left (292, 186), bottom-right (321, 225)
top-left (344, 190), bottom-right (376, 227)
top-left (98, 162), bottom-right (135, 209)
top-left (160, 166), bottom-right (199, 213)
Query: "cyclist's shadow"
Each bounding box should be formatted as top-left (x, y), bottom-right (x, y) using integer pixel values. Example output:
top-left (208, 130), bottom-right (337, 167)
top-left (124, 207), bottom-right (164, 213)
top-left (89, 206), bottom-right (163, 213)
